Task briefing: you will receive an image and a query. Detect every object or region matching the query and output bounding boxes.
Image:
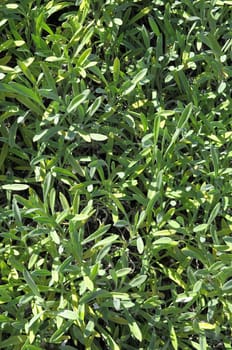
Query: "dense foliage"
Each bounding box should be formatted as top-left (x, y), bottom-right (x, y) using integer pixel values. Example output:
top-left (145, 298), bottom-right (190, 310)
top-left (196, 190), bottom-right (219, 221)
top-left (0, 0), bottom-right (232, 349)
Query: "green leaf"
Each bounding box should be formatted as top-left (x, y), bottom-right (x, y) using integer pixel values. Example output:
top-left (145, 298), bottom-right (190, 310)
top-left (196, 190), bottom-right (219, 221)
top-left (153, 237), bottom-right (177, 246)
top-left (177, 103), bottom-right (193, 129)
top-left (164, 103), bottom-right (193, 157)
top-left (198, 32), bottom-right (222, 58)
top-left (71, 213), bottom-right (91, 222)
top-left (161, 266), bottom-right (186, 289)
top-left (33, 126), bottom-right (62, 142)
top-left (145, 192), bottom-right (160, 228)
top-left (148, 16), bottom-right (160, 36)
top-left (208, 203), bottom-right (220, 225)
top-left (25, 311), bottom-right (44, 333)
top-left (50, 320), bottom-right (73, 343)
top-left (59, 192), bottom-right (70, 211)
top-left (128, 6), bottom-right (151, 25)
top-left (218, 81), bottom-right (226, 94)
top-left (2, 184), bottom-right (29, 191)
top-left (57, 310), bottom-right (78, 320)
top-left (45, 56), bottom-right (65, 62)
top-left (129, 274), bottom-right (147, 288)
top-left (82, 224), bottom-right (111, 244)
top-left (23, 269), bottom-right (41, 298)
top-left (67, 154), bottom-right (85, 177)
top-left (116, 268), bottom-right (131, 277)
top-left (132, 68), bottom-right (148, 85)
top-left (152, 229), bottom-right (176, 236)
top-left (0, 336), bottom-right (27, 348)
top-left (169, 322), bottom-right (178, 350)
top-left (193, 224), bottom-right (208, 233)
top-left (98, 325), bottom-right (121, 350)
top-left (129, 319), bottom-right (142, 342)
top-left (67, 89), bottom-right (90, 114)
top-left (211, 145), bottom-right (219, 176)
top-left (52, 167), bottom-right (77, 180)
top-left (93, 234), bottom-right (119, 248)
top-left (12, 197), bottom-right (21, 224)
top-left (224, 237), bottom-right (232, 249)
top-left (73, 26), bottom-right (94, 57)
top-left (222, 279), bottom-right (232, 293)
top-left (0, 82), bottom-right (44, 107)
top-left (124, 309), bottom-right (142, 342)
top-left (0, 143), bottom-right (8, 169)
top-left (121, 81), bottom-right (136, 96)
top-left (0, 19), bottom-right (8, 28)
top-left (79, 290), bottom-right (110, 304)
top-left (137, 235), bottom-right (144, 254)
top-left (90, 133), bottom-right (108, 141)
top-left (153, 114), bottom-right (160, 148)
top-left (17, 58), bottom-right (36, 84)
top-left (76, 47), bottom-right (92, 66)
top-left (113, 57), bottom-right (120, 83)
top-left (87, 96), bottom-right (102, 117)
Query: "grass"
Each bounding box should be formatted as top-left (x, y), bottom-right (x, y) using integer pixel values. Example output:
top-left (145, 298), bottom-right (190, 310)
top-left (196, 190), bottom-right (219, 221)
top-left (0, 0), bottom-right (232, 349)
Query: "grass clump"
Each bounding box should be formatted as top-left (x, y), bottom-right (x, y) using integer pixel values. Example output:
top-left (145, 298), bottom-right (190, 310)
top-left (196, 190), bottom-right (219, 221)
top-left (0, 0), bottom-right (232, 349)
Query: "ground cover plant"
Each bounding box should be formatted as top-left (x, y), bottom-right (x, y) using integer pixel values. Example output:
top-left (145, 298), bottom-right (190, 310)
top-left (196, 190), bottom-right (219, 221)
top-left (0, 0), bottom-right (232, 349)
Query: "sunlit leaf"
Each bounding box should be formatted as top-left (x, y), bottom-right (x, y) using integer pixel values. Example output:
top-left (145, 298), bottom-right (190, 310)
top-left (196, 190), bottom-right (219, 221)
top-left (2, 184), bottom-right (29, 191)
top-left (129, 274), bottom-right (147, 288)
top-left (67, 89), bottom-right (90, 114)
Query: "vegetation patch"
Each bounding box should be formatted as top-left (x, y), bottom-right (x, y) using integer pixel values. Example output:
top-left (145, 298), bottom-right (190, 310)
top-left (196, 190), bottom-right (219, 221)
top-left (0, 0), bottom-right (231, 349)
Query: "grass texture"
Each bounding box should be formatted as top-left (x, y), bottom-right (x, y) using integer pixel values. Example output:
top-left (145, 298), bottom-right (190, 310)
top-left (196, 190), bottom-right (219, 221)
top-left (0, 0), bottom-right (232, 349)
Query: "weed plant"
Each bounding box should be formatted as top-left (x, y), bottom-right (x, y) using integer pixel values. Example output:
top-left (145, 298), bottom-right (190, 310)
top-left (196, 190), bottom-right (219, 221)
top-left (0, 0), bottom-right (232, 349)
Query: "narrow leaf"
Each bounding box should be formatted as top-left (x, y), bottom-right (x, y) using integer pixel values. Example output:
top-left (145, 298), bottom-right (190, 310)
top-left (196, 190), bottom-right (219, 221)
top-left (129, 274), bottom-right (147, 288)
top-left (148, 16), bottom-right (160, 36)
top-left (137, 235), bottom-right (144, 254)
top-left (2, 184), bottom-right (29, 191)
top-left (67, 89), bottom-right (90, 114)
top-left (222, 279), bottom-right (232, 293)
top-left (33, 126), bottom-right (61, 142)
top-left (113, 57), bottom-right (120, 83)
top-left (208, 203), bottom-right (220, 225)
top-left (169, 322), bottom-right (178, 350)
top-left (132, 68), bottom-right (148, 85)
top-left (0, 82), bottom-right (44, 107)
top-left (93, 234), bottom-right (119, 248)
top-left (82, 224), bottom-right (111, 244)
top-left (58, 310), bottom-right (78, 320)
top-left (193, 224), bottom-right (208, 233)
top-left (90, 133), bottom-right (108, 141)
top-left (23, 269), bottom-right (41, 298)
top-left (87, 96), bottom-right (102, 117)
top-left (124, 309), bottom-right (142, 342)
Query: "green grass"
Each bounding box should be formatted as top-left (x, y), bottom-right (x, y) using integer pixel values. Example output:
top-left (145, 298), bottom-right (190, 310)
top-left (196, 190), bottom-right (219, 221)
top-left (0, 0), bottom-right (232, 349)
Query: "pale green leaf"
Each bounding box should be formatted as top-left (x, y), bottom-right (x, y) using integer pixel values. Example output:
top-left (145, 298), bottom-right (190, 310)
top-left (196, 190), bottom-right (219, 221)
top-left (2, 184), bottom-right (29, 191)
top-left (90, 133), bottom-right (108, 141)
top-left (129, 274), bottom-right (147, 288)
top-left (67, 89), bottom-right (90, 114)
